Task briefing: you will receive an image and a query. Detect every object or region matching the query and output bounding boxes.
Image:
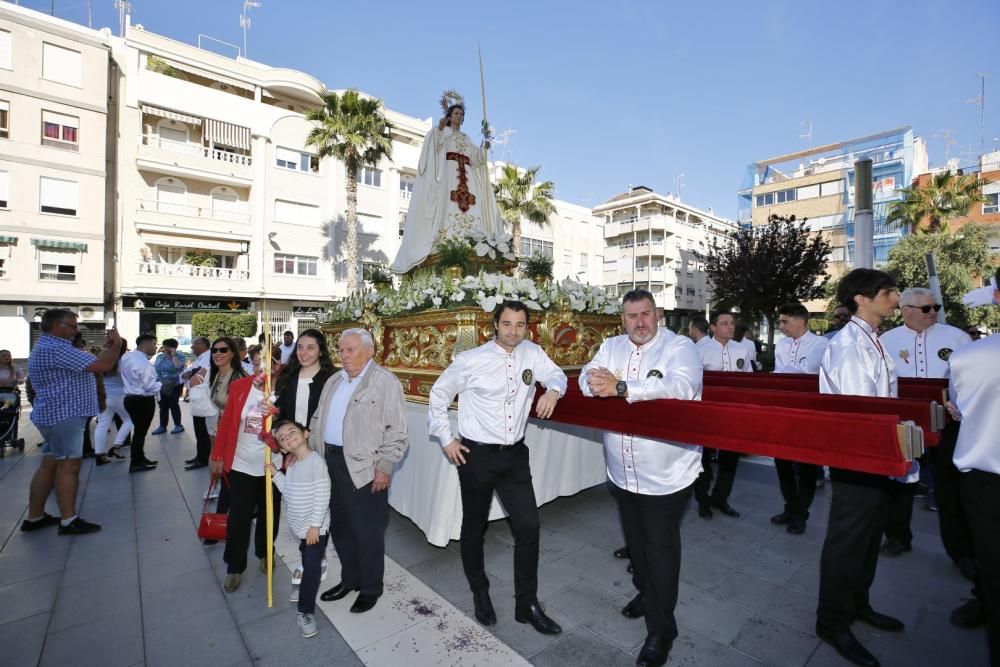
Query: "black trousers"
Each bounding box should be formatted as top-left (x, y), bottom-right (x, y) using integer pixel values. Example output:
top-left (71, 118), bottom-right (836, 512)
top-left (817, 472), bottom-right (890, 630)
top-left (694, 449), bottom-right (740, 506)
top-left (932, 422), bottom-right (975, 564)
top-left (775, 459), bottom-right (818, 519)
top-left (961, 469), bottom-right (1000, 666)
top-left (193, 416), bottom-right (212, 464)
top-left (884, 480), bottom-right (915, 547)
top-left (157, 385), bottom-right (182, 429)
top-left (612, 482), bottom-right (691, 640)
top-left (457, 440), bottom-right (540, 609)
top-left (298, 534), bottom-right (329, 615)
top-left (326, 447), bottom-right (389, 596)
top-left (223, 470), bottom-right (281, 574)
top-left (123, 395), bottom-right (156, 462)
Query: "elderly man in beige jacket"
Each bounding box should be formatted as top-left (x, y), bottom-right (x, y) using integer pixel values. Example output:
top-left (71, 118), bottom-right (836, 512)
top-left (310, 328), bottom-right (408, 614)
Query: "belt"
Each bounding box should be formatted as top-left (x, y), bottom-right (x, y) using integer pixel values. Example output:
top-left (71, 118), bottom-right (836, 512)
top-left (126, 394), bottom-right (156, 398)
top-left (460, 436), bottom-right (524, 449)
top-left (325, 443), bottom-right (344, 453)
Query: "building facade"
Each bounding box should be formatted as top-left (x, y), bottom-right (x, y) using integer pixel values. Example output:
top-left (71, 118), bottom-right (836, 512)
top-left (0, 4), bottom-right (113, 358)
top-left (514, 195), bottom-right (606, 286)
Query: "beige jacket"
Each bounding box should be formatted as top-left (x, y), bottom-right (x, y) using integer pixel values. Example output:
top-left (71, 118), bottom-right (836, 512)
top-left (309, 362), bottom-right (409, 489)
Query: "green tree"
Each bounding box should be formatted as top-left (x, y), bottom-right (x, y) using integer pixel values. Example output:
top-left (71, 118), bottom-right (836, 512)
top-left (886, 171), bottom-right (986, 233)
top-left (704, 214), bottom-right (832, 350)
top-left (884, 223), bottom-right (1000, 329)
top-left (493, 165), bottom-right (555, 257)
top-left (306, 90), bottom-right (393, 292)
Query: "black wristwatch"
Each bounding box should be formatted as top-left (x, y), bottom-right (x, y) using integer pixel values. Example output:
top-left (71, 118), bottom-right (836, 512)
top-left (615, 380), bottom-right (628, 398)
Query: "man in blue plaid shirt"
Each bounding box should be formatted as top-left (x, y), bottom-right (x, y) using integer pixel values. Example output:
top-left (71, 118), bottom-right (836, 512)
top-left (22, 309), bottom-right (123, 536)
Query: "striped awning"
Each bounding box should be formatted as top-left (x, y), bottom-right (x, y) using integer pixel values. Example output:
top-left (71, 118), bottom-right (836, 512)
top-left (140, 105), bottom-right (202, 126)
top-left (204, 119), bottom-right (251, 150)
top-left (0, 235), bottom-right (16, 244)
top-left (31, 238), bottom-right (88, 252)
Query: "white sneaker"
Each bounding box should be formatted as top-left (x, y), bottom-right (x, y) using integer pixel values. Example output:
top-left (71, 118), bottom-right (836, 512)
top-left (320, 558), bottom-right (328, 582)
top-left (297, 612), bottom-right (318, 638)
top-left (289, 585), bottom-right (299, 603)
top-left (292, 567), bottom-right (303, 586)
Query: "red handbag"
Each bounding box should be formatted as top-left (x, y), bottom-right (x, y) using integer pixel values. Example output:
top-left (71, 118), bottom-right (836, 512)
top-left (197, 474), bottom-right (229, 541)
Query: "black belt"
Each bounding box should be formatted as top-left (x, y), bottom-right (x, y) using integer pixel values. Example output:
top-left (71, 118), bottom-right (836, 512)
top-left (126, 394), bottom-right (156, 398)
top-left (461, 436), bottom-right (524, 449)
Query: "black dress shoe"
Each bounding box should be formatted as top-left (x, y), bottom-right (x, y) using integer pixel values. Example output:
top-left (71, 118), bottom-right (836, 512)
top-left (711, 500), bottom-right (741, 518)
top-left (613, 546), bottom-right (630, 559)
top-left (635, 633), bottom-right (672, 667)
top-left (950, 599), bottom-right (986, 628)
top-left (185, 457), bottom-right (199, 465)
top-left (880, 539), bottom-right (910, 557)
top-left (350, 592), bottom-right (381, 613)
top-left (857, 608), bottom-right (904, 632)
top-left (770, 510), bottom-right (792, 525)
top-left (142, 457), bottom-right (159, 466)
top-left (787, 515), bottom-right (806, 535)
top-left (320, 582), bottom-right (357, 602)
top-left (697, 503), bottom-right (713, 520)
top-left (626, 562), bottom-right (634, 574)
top-left (185, 461), bottom-right (208, 471)
top-left (515, 602), bottom-right (562, 635)
top-left (621, 593), bottom-right (644, 619)
top-left (816, 625), bottom-right (879, 667)
top-left (129, 462), bottom-right (156, 473)
top-left (473, 590), bottom-right (497, 625)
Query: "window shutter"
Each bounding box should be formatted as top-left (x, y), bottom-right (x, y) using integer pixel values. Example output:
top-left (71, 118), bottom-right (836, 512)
top-left (40, 177), bottom-right (78, 210)
top-left (42, 43), bottom-right (82, 87)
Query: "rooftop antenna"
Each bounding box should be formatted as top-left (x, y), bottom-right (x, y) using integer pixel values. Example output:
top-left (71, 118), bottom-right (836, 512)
top-left (676, 173), bottom-right (686, 200)
top-left (960, 144), bottom-right (977, 169)
top-left (935, 129), bottom-right (956, 164)
top-left (964, 72), bottom-right (987, 158)
top-left (240, 1), bottom-right (261, 59)
top-left (495, 128), bottom-right (517, 163)
top-left (114, 0), bottom-right (131, 37)
top-left (799, 120), bottom-right (813, 147)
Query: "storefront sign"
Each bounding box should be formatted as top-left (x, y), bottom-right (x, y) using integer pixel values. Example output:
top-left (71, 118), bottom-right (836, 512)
top-left (123, 295), bottom-right (252, 312)
top-left (293, 305), bottom-right (329, 318)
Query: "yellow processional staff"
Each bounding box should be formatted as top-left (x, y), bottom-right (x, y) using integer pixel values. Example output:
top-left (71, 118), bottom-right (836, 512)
top-left (262, 305), bottom-right (275, 608)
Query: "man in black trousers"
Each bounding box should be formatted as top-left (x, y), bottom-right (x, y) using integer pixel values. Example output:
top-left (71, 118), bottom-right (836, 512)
top-left (119, 334), bottom-right (161, 473)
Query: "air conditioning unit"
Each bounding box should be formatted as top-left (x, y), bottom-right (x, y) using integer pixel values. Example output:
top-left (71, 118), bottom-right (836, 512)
top-left (78, 306), bottom-right (104, 321)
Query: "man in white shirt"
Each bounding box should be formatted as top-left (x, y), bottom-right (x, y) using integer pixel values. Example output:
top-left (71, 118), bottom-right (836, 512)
top-left (693, 312), bottom-right (751, 520)
top-left (120, 334), bottom-right (162, 473)
top-left (580, 289), bottom-right (703, 667)
top-left (879, 287), bottom-right (973, 560)
top-left (428, 301), bottom-right (566, 636)
top-left (183, 337), bottom-right (211, 467)
top-left (816, 268), bottom-right (904, 667)
top-left (771, 302), bottom-right (829, 535)
top-left (279, 331), bottom-right (296, 365)
top-left (688, 316), bottom-right (710, 348)
top-left (734, 322), bottom-right (760, 370)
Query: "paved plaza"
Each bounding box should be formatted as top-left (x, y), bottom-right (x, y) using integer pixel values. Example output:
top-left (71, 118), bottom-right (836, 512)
top-left (0, 403), bottom-right (989, 666)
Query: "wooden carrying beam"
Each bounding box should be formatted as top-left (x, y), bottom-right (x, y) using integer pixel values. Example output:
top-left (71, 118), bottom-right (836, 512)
top-left (534, 385), bottom-right (918, 477)
top-left (702, 371), bottom-right (949, 404)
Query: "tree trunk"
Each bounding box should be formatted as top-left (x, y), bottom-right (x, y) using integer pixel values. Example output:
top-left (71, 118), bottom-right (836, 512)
top-left (929, 215), bottom-right (941, 233)
top-left (765, 315), bottom-right (776, 358)
top-left (345, 162), bottom-right (359, 293)
top-left (511, 218), bottom-right (521, 259)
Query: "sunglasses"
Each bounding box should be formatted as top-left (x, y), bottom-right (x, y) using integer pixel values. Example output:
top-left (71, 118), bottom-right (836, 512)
top-left (211, 347), bottom-right (231, 353)
top-left (904, 304), bottom-right (942, 314)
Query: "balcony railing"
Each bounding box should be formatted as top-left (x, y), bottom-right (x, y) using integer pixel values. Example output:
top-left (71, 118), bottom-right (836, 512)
top-left (136, 199), bottom-right (251, 224)
top-left (141, 135), bottom-right (253, 167)
top-left (137, 261), bottom-right (250, 281)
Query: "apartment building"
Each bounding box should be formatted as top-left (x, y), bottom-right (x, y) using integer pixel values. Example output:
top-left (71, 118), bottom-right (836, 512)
top-left (594, 186), bottom-right (737, 328)
top-left (914, 151), bottom-right (1000, 253)
top-left (514, 196), bottom-right (605, 285)
top-left (0, 4), bottom-right (112, 358)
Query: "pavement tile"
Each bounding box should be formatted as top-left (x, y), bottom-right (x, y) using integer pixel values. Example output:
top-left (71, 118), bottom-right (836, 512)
top-left (145, 606), bottom-right (249, 667)
top-left (40, 606), bottom-right (144, 667)
top-left (142, 566), bottom-right (227, 630)
top-left (711, 572), bottom-right (818, 634)
top-left (61, 540), bottom-right (138, 586)
top-left (537, 503), bottom-right (585, 533)
top-left (406, 547), bottom-right (501, 606)
top-left (384, 525), bottom-right (448, 568)
top-left (0, 547), bottom-right (66, 586)
top-left (138, 539), bottom-right (212, 592)
top-left (551, 544), bottom-right (637, 596)
top-left (0, 611), bottom-right (49, 667)
top-left (454, 581), bottom-right (571, 659)
top-left (529, 626), bottom-right (635, 667)
top-left (730, 615), bottom-right (820, 667)
top-left (240, 606), bottom-right (356, 664)
top-left (546, 579), bottom-right (646, 652)
top-left (675, 582), bottom-right (758, 646)
top-left (0, 572), bottom-right (61, 625)
top-left (670, 626), bottom-right (764, 666)
top-left (49, 569), bottom-right (140, 633)
top-left (679, 550), bottom-right (735, 590)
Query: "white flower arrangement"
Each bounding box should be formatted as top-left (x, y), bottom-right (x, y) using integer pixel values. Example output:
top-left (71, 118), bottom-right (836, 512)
top-left (468, 230), bottom-right (516, 262)
top-left (328, 272), bottom-right (618, 322)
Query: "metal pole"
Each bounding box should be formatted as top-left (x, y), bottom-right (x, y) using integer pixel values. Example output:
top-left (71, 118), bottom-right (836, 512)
top-left (925, 252), bottom-right (947, 324)
top-left (854, 159), bottom-right (874, 269)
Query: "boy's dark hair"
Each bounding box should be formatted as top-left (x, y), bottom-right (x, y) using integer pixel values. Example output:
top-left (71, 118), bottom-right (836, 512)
top-left (709, 311), bottom-right (733, 326)
top-left (689, 317), bottom-right (709, 335)
top-left (162, 338), bottom-right (179, 348)
top-left (777, 303), bottom-right (810, 321)
top-left (135, 333), bottom-right (157, 346)
top-left (493, 300), bottom-right (530, 328)
top-left (40, 308), bottom-right (75, 333)
top-left (621, 289), bottom-right (655, 309)
top-left (836, 268), bottom-right (897, 314)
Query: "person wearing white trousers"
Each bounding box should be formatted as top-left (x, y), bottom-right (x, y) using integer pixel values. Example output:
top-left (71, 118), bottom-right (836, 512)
top-left (94, 371), bottom-right (133, 465)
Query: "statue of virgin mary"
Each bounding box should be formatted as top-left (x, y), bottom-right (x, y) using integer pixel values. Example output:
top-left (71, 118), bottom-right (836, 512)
top-left (390, 91), bottom-right (505, 274)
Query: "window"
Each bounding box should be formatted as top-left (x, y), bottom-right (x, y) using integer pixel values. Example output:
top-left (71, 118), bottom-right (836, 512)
top-left (154, 178), bottom-right (186, 215)
top-left (579, 222), bottom-right (589, 239)
top-left (399, 212), bottom-right (406, 238)
top-left (399, 176), bottom-right (414, 200)
top-left (984, 193), bottom-right (999, 215)
top-left (39, 249), bottom-right (78, 281)
top-left (355, 167), bottom-right (382, 187)
top-left (579, 253), bottom-right (588, 270)
top-left (0, 100), bottom-right (8, 139)
top-left (157, 123), bottom-right (187, 144)
top-left (520, 237), bottom-right (553, 258)
top-left (776, 188), bottom-right (796, 204)
top-left (39, 177), bottom-right (78, 216)
top-left (820, 180), bottom-right (844, 197)
top-left (0, 245), bottom-right (9, 278)
top-left (797, 183), bottom-right (820, 200)
top-left (273, 199), bottom-right (320, 226)
top-left (563, 250), bottom-right (572, 266)
top-left (42, 43), bottom-right (82, 87)
top-left (273, 253), bottom-right (317, 276)
top-left (211, 188), bottom-right (239, 221)
top-left (686, 287), bottom-right (696, 296)
top-left (41, 111), bottom-right (79, 150)
top-left (0, 30), bottom-right (11, 70)
top-left (0, 170), bottom-right (7, 208)
top-left (275, 147), bottom-right (317, 172)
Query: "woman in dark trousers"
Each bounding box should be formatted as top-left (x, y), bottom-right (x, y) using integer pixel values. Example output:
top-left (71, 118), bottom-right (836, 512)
top-left (187, 337), bottom-right (245, 470)
top-left (273, 329), bottom-right (336, 427)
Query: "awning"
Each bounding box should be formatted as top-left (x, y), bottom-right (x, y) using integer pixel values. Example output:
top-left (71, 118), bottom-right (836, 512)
top-left (31, 238), bottom-right (87, 252)
top-left (0, 235), bottom-right (16, 244)
top-left (140, 231), bottom-right (245, 253)
top-left (204, 118), bottom-right (251, 150)
top-left (140, 104), bottom-right (202, 126)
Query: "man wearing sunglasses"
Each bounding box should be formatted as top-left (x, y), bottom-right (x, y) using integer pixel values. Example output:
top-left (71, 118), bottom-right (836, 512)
top-left (879, 288), bottom-right (973, 564)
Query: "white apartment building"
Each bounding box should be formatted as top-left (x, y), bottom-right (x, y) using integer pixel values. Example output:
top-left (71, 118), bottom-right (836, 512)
top-left (0, 4), bottom-right (112, 358)
top-left (516, 198), bottom-right (605, 285)
top-left (594, 186), bottom-right (737, 328)
top-left (111, 20), bottom-right (427, 344)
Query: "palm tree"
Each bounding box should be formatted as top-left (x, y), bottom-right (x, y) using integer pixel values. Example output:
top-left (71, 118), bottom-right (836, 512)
top-left (886, 171), bottom-right (986, 233)
top-left (493, 165), bottom-right (555, 258)
top-left (306, 90), bottom-right (393, 292)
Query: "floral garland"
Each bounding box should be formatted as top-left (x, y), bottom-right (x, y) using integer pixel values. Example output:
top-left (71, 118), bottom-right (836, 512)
top-left (468, 230), bottom-right (515, 261)
top-left (328, 273), bottom-right (618, 323)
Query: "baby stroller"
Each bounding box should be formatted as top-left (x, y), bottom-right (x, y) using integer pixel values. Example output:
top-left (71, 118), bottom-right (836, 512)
top-left (0, 388), bottom-right (25, 457)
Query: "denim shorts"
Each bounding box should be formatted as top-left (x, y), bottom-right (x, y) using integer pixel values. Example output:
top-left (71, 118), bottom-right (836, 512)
top-left (39, 416), bottom-right (87, 460)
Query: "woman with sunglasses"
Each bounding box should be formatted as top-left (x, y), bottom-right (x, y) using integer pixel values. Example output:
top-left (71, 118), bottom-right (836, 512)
top-left (187, 337), bottom-right (246, 470)
top-left (209, 345), bottom-right (283, 593)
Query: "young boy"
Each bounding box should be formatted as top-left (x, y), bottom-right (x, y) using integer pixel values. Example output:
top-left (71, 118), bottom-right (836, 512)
top-left (266, 420), bottom-right (331, 638)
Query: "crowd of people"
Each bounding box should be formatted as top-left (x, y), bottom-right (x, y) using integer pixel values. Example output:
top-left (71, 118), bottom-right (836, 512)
top-left (14, 270), bottom-right (999, 665)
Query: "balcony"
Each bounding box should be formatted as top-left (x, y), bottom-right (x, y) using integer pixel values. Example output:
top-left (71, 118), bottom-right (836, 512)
top-left (135, 199), bottom-right (252, 241)
top-left (604, 215), bottom-right (678, 239)
top-left (136, 261), bottom-right (251, 281)
top-left (137, 135), bottom-right (253, 186)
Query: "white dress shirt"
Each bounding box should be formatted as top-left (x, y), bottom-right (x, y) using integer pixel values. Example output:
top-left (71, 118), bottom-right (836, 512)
top-left (737, 337), bottom-right (758, 362)
top-left (580, 328), bottom-right (704, 495)
top-left (820, 316), bottom-right (897, 399)
top-left (950, 335), bottom-right (1000, 475)
top-left (185, 350), bottom-right (211, 386)
top-left (774, 331), bottom-right (829, 374)
top-left (119, 350), bottom-right (161, 396)
top-left (322, 360), bottom-right (372, 446)
top-left (879, 323), bottom-right (972, 379)
top-left (698, 338), bottom-right (752, 372)
top-left (428, 339), bottom-right (567, 447)
top-left (279, 343), bottom-right (296, 365)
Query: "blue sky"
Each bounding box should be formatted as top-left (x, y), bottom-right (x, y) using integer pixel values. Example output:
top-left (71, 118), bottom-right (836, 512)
top-left (27, 0), bottom-right (1000, 218)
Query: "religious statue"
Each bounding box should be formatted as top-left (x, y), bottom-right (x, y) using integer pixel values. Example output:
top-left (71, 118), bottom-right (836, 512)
top-left (390, 90), bottom-right (505, 274)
